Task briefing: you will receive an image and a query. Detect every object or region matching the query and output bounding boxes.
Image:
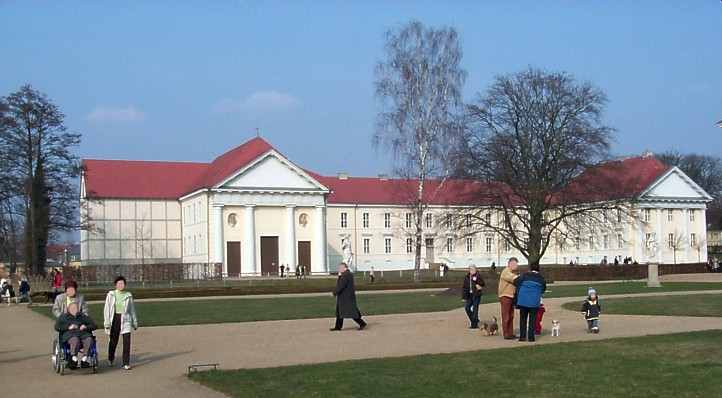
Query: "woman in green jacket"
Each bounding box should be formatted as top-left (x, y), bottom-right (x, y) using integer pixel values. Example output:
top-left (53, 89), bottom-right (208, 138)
top-left (103, 276), bottom-right (138, 370)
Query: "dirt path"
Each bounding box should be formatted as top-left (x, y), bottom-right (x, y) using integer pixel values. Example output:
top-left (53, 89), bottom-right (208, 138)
top-left (2, 290), bottom-right (722, 398)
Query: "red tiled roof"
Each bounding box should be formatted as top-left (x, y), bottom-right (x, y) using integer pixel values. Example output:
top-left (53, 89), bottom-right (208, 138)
top-left (187, 137), bottom-right (274, 192)
top-left (82, 136), bottom-right (668, 205)
top-left (82, 159), bottom-right (208, 199)
top-left (560, 155), bottom-right (669, 203)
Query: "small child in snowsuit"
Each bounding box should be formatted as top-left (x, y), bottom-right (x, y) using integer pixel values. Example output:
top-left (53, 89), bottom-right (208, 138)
top-left (581, 287), bottom-right (601, 333)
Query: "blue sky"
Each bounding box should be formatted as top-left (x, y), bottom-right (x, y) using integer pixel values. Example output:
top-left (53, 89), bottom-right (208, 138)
top-left (2, 1), bottom-right (721, 177)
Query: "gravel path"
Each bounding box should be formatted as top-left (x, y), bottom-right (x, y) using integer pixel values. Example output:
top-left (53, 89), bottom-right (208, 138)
top-left (2, 289), bottom-right (722, 398)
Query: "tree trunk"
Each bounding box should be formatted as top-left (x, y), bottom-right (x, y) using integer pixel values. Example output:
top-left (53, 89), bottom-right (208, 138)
top-left (414, 210), bottom-right (423, 282)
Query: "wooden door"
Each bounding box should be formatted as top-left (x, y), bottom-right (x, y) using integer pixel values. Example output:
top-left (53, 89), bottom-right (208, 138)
top-left (226, 241), bottom-right (241, 277)
top-left (260, 236), bottom-right (279, 276)
top-left (298, 241), bottom-right (311, 274)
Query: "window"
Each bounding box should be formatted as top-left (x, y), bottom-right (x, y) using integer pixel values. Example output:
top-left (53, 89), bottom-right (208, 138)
top-left (691, 233), bottom-right (697, 247)
top-left (193, 235), bottom-right (197, 254)
top-left (575, 237), bottom-right (580, 250)
top-left (668, 233), bottom-right (674, 249)
top-left (617, 233), bottom-right (624, 249)
top-left (588, 236), bottom-right (594, 250)
top-left (484, 213), bottom-right (491, 225)
top-left (465, 214), bottom-right (472, 228)
top-left (405, 213), bottom-right (412, 228)
top-left (192, 203), bottom-right (196, 224)
top-left (406, 238), bottom-right (413, 253)
top-left (466, 237), bottom-right (473, 252)
top-left (425, 213), bottom-right (433, 228)
top-left (645, 233), bottom-right (653, 248)
top-left (446, 237), bottom-right (454, 252)
top-left (690, 210), bottom-right (696, 222)
top-left (385, 238), bottom-right (392, 254)
top-left (362, 213), bottom-right (369, 228)
top-left (340, 212), bottom-right (348, 228)
top-left (617, 208), bottom-right (623, 223)
top-left (603, 235), bottom-right (609, 250)
top-left (363, 238), bottom-right (370, 254)
top-left (504, 239), bottom-right (511, 252)
top-left (643, 209), bottom-right (651, 223)
top-left (384, 213), bottom-right (391, 228)
top-left (667, 209), bottom-right (673, 222)
top-left (485, 236), bottom-right (493, 253)
top-left (445, 213), bottom-right (452, 228)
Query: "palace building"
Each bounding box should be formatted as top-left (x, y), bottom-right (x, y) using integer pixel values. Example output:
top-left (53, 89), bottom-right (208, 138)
top-left (80, 137), bottom-right (713, 275)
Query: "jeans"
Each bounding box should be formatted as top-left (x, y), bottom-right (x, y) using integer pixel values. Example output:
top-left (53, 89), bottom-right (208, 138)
top-left (109, 313), bottom-right (131, 366)
top-left (587, 319), bottom-right (599, 330)
top-left (464, 295), bottom-right (481, 328)
top-left (518, 306), bottom-right (538, 341)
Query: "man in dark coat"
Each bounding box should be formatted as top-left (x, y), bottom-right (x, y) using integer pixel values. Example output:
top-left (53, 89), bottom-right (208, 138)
top-left (462, 265), bottom-right (485, 329)
top-left (330, 263), bottom-right (367, 331)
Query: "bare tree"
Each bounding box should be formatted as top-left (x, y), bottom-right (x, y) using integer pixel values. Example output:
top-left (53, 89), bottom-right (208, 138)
top-left (0, 85), bottom-right (81, 274)
top-left (374, 21), bottom-right (466, 280)
top-left (457, 67), bottom-right (626, 266)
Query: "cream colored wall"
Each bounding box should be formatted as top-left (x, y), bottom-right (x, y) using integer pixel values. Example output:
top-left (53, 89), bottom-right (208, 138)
top-left (181, 193), bottom-right (209, 263)
top-left (80, 198), bottom-right (182, 265)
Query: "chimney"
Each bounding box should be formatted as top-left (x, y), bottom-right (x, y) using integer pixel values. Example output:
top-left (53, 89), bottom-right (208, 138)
top-left (337, 172), bottom-right (349, 180)
top-left (641, 150), bottom-right (654, 158)
top-left (378, 174), bottom-right (388, 181)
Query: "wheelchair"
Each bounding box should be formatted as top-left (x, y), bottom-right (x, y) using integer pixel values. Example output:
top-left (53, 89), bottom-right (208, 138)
top-left (52, 333), bottom-right (99, 375)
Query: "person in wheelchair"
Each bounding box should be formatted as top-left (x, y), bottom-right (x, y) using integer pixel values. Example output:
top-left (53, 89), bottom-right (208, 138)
top-left (55, 302), bottom-right (97, 366)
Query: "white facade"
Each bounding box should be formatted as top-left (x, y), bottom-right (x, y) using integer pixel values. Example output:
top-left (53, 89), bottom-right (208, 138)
top-left (81, 143), bottom-right (713, 274)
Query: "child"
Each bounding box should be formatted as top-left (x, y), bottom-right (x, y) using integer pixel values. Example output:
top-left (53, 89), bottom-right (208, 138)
top-left (581, 287), bottom-right (601, 333)
top-left (534, 299), bottom-right (546, 335)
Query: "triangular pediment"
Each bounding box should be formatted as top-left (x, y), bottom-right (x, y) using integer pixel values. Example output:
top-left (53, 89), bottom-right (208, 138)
top-left (639, 167), bottom-right (713, 201)
top-left (218, 151), bottom-right (328, 192)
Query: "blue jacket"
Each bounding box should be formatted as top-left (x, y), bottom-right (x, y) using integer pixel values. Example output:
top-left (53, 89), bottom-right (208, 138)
top-left (514, 271), bottom-right (546, 309)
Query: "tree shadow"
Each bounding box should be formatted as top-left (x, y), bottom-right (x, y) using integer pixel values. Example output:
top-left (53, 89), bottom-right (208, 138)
top-left (130, 350), bottom-right (194, 369)
top-left (0, 352), bottom-right (51, 364)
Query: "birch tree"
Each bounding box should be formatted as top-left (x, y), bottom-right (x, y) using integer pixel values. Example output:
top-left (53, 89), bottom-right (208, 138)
top-left (374, 21), bottom-right (466, 280)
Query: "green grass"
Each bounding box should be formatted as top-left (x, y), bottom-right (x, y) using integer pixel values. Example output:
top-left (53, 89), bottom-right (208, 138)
top-left (562, 293), bottom-right (722, 317)
top-left (189, 330), bottom-right (722, 398)
top-left (32, 282), bottom-right (722, 327)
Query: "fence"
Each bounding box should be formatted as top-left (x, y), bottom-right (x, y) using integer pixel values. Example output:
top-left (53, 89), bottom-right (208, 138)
top-left (64, 263), bottom-right (222, 285)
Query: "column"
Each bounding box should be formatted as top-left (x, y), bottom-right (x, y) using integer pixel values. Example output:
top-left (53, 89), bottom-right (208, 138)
top-left (244, 205), bottom-right (256, 275)
top-left (313, 205), bottom-right (327, 274)
top-left (212, 204), bottom-right (225, 275)
top-left (285, 205), bottom-right (296, 269)
top-left (683, 208), bottom-right (690, 263)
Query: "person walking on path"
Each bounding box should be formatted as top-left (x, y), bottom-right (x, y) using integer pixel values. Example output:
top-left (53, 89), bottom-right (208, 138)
top-left (17, 275), bottom-right (32, 305)
top-left (498, 258), bottom-right (519, 339)
top-left (581, 288), bottom-right (602, 333)
top-left (52, 280), bottom-right (88, 318)
top-left (330, 263), bottom-right (367, 331)
top-left (103, 276), bottom-right (138, 370)
top-left (51, 268), bottom-right (63, 295)
top-left (514, 264), bottom-right (546, 342)
top-left (462, 265), bottom-right (485, 329)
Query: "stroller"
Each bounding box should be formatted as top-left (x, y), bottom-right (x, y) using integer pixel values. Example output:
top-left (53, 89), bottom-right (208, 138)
top-left (52, 332), bottom-right (99, 375)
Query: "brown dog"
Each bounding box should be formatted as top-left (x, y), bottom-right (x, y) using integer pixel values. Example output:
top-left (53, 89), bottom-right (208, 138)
top-left (480, 316), bottom-right (499, 336)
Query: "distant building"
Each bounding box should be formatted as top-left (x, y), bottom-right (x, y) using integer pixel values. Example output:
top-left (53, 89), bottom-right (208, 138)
top-left (80, 137), bottom-right (713, 275)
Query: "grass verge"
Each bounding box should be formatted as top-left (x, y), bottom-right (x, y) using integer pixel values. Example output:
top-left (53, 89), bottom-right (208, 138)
top-left (562, 293), bottom-right (722, 317)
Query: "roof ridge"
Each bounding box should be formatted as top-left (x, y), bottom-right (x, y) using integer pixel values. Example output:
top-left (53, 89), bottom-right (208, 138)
top-left (83, 158), bottom-right (209, 165)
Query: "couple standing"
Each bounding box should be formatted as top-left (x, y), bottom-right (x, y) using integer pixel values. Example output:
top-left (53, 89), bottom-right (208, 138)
top-left (498, 257), bottom-right (546, 342)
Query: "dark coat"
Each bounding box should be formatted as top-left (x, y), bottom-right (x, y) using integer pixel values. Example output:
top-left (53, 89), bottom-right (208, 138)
top-left (462, 273), bottom-right (485, 300)
top-left (581, 298), bottom-right (602, 320)
top-left (514, 271), bottom-right (546, 309)
top-left (55, 312), bottom-right (97, 344)
top-left (333, 270), bottom-right (361, 319)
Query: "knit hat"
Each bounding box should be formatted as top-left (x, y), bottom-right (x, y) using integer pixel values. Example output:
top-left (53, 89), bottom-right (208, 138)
top-left (588, 287), bottom-right (597, 296)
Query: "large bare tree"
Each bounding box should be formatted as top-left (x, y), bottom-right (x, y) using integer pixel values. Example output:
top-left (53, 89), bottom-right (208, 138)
top-left (457, 68), bottom-right (624, 266)
top-left (374, 21), bottom-right (466, 280)
top-left (0, 85), bottom-right (81, 274)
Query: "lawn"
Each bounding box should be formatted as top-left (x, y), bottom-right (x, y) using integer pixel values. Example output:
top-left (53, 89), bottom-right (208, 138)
top-left (32, 282), bottom-right (722, 327)
top-left (189, 330), bottom-right (722, 398)
top-left (561, 293), bottom-right (722, 317)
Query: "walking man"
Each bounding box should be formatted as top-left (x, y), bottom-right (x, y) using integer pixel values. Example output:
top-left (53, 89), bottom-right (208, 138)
top-left (462, 265), bottom-right (485, 329)
top-left (330, 263), bottom-right (367, 331)
top-left (498, 257), bottom-right (519, 339)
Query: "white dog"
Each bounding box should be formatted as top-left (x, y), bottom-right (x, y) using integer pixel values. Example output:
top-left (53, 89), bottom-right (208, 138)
top-left (551, 320), bottom-right (561, 337)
